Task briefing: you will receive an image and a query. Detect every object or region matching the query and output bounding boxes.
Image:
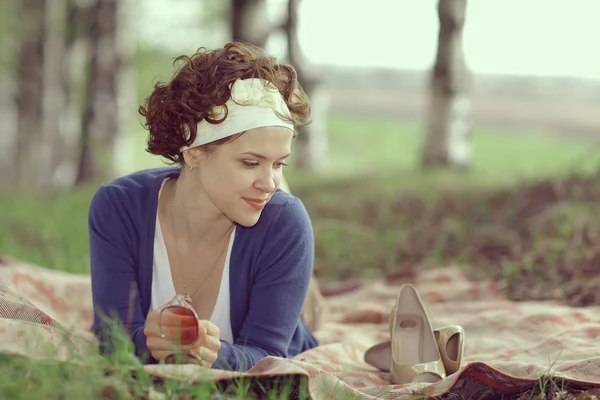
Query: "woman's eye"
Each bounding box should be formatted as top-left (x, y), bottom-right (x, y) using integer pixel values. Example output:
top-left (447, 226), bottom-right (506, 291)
top-left (242, 161), bottom-right (287, 168)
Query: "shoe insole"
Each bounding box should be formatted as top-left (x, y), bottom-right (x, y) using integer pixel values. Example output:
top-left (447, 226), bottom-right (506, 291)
top-left (394, 315), bottom-right (423, 365)
top-left (445, 333), bottom-right (459, 361)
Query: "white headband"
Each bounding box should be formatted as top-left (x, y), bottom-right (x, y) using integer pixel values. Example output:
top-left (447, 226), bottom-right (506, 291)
top-left (180, 78), bottom-right (294, 151)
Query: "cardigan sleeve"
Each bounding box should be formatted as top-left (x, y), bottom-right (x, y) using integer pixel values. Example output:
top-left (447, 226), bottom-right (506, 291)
top-left (213, 197), bottom-right (315, 371)
top-left (88, 186), bottom-right (154, 363)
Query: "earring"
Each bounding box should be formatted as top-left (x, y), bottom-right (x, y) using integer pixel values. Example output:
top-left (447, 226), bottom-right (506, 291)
top-left (189, 164), bottom-right (194, 171)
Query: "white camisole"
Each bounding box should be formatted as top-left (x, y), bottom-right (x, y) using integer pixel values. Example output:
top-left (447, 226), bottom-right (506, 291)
top-left (149, 179), bottom-right (234, 343)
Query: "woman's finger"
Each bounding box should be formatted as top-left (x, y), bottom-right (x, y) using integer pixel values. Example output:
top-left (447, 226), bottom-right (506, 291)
top-left (198, 320), bottom-right (220, 338)
top-left (146, 336), bottom-right (176, 353)
top-left (191, 346), bottom-right (218, 366)
top-left (197, 332), bottom-right (222, 353)
top-left (144, 322), bottom-right (162, 338)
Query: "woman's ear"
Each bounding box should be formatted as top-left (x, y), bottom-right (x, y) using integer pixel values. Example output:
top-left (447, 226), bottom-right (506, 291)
top-left (182, 148), bottom-right (202, 169)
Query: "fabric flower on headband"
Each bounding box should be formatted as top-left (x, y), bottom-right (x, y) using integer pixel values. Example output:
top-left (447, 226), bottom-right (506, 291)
top-left (181, 78), bottom-right (294, 151)
top-left (210, 78), bottom-right (289, 120)
top-left (231, 78), bottom-right (283, 108)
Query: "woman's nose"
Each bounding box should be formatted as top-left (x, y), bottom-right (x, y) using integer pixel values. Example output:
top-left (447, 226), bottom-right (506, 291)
top-left (254, 169), bottom-right (276, 193)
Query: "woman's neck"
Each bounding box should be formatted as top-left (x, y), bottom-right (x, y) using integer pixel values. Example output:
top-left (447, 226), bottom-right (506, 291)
top-left (164, 172), bottom-right (234, 246)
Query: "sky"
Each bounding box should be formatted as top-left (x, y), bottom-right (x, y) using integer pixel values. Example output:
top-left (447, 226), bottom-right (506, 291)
top-left (138, 0), bottom-right (600, 80)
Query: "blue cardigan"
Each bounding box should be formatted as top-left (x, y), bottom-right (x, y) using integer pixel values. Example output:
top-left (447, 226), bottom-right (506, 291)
top-left (88, 167), bottom-right (318, 371)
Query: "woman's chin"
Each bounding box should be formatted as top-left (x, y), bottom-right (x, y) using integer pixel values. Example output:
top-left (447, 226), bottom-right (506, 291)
top-left (234, 217), bottom-right (260, 228)
top-left (229, 210), bottom-right (262, 228)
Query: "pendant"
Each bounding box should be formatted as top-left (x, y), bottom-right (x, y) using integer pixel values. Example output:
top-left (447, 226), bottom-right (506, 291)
top-left (184, 289), bottom-right (193, 304)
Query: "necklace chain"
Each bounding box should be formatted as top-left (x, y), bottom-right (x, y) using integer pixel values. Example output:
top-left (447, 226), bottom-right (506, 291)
top-left (168, 180), bottom-right (232, 304)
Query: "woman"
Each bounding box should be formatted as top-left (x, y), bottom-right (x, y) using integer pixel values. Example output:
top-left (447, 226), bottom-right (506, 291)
top-left (88, 42), bottom-right (318, 371)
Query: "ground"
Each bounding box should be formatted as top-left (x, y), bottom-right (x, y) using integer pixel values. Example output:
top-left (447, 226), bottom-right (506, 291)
top-left (299, 172), bottom-right (600, 308)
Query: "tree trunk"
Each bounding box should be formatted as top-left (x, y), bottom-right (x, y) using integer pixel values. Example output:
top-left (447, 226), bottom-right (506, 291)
top-left (37, 0), bottom-right (68, 190)
top-left (0, 0), bottom-right (20, 186)
top-left (51, 0), bottom-right (95, 188)
top-left (113, 0), bottom-right (137, 175)
top-left (421, 0), bottom-right (472, 169)
top-left (285, 0), bottom-right (328, 172)
top-left (0, 73), bottom-right (18, 186)
top-left (75, 0), bottom-right (120, 184)
top-left (15, 0), bottom-right (46, 186)
top-left (230, 0), bottom-right (271, 47)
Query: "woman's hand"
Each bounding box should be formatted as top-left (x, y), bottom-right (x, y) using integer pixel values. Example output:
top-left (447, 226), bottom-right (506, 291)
top-left (144, 308), bottom-right (222, 367)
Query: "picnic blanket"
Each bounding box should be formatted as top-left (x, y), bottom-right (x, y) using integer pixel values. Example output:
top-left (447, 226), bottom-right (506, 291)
top-left (2, 255), bottom-right (600, 399)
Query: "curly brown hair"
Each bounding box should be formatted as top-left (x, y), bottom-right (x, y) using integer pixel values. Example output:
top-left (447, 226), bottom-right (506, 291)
top-left (138, 42), bottom-right (311, 164)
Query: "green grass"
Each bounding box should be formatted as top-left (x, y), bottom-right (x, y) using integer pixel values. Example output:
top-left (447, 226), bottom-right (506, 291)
top-left (316, 116), bottom-right (600, 177)
top-left (0, 325), bottom-right (310, 399)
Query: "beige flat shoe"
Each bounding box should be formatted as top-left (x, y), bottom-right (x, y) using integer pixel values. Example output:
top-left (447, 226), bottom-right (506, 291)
top-left (388, 284), bottom-right (446, 385)
top-left (364, 324), bottom-right (464, 376)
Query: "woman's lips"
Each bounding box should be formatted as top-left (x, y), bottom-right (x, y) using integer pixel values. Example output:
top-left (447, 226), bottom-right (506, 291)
top-left (243, 197), bottom-right (267, 211)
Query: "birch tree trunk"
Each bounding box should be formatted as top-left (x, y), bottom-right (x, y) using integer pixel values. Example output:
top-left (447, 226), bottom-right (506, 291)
top-left (421, 0), bottom-right (472, 169)
top-left (285, 0), bottom-right (328, 172)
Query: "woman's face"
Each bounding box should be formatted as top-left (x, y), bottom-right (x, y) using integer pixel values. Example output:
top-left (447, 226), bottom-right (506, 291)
top-left (196, 126), bottom-right (294, 227)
